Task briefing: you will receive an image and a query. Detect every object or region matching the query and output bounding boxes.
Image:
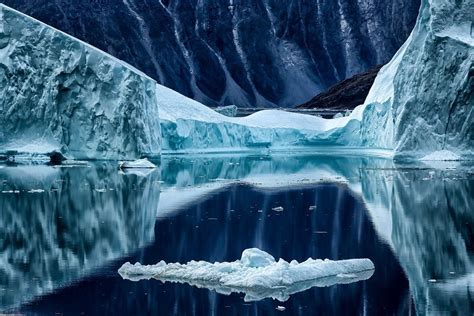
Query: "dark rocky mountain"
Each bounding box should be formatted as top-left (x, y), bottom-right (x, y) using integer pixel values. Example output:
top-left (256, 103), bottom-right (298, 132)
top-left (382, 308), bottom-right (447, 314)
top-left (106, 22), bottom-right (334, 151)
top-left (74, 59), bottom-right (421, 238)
top-left (297, 65), bottom-right (383, 110)
top-left (3, 0), bottom-right (420, 107)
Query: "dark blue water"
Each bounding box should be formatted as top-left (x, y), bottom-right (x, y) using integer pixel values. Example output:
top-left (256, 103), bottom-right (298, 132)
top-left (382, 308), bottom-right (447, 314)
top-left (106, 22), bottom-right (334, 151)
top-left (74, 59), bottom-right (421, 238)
top-left (1, 155), bottom-right (473, 315)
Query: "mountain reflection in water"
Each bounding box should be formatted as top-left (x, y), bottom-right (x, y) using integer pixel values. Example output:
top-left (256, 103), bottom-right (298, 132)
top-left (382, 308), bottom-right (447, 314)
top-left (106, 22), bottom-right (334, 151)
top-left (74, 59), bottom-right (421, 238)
top-left (0, 154), bottom-right (472, 315)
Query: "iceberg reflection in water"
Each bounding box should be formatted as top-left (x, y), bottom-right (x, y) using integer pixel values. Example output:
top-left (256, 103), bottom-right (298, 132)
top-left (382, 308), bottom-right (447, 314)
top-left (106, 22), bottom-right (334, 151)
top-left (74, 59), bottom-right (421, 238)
top-left (0, 164), bottom-right (160, 310)
top-left (1, 153), bottom-right (473, 315)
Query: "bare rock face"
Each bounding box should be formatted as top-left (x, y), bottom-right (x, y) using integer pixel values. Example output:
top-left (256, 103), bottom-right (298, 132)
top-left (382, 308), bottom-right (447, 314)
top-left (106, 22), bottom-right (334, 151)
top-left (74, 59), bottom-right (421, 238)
top-left (297, 65), bottom-right (383, 110)
top-left (2, 0), bottom-right (420, 108)
top-left (0, 5), bottom-right (161, 160)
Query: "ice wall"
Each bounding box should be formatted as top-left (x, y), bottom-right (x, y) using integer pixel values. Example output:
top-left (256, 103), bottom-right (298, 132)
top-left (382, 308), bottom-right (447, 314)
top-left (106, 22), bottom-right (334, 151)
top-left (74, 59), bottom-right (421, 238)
top-left (358, 0), bottom-right (473, 158)
top-left (0, 4), bottom-right (161, 160)
top-left (157, 84), bottom-right (365, 153)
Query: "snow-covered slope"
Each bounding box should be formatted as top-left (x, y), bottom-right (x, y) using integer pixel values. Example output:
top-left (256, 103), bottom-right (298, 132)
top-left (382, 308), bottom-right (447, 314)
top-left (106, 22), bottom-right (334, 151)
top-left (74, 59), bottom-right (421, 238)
top-left (158, 84), bottom-right (369, 153)
top-left (0, 4), bottom-right (161, 160)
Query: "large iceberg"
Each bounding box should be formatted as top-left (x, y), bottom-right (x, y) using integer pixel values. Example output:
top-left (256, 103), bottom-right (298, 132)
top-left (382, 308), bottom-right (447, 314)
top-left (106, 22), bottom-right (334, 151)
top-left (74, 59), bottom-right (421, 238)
top-left (119, 248), bottom-right (374, 302)
top-left (0, 4), bottom-right (161, 160)
top-left (358, 0), bottom-right (473, 159)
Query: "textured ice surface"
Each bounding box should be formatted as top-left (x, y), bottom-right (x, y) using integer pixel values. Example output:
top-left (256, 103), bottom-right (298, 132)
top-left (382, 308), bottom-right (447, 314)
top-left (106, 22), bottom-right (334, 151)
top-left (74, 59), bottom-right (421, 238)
top-left (356, 0), bottom-right (473, 159)
top-left (420, 150), bottom-right (461, 161)
top-left (119, 248), bottom-right (374, 302)
top-left (158, 84), bottom-right (365, 153)
top-left (214, 105), bottom-right (238, 117)
top-left (0, 4), bottom-right (161, 160)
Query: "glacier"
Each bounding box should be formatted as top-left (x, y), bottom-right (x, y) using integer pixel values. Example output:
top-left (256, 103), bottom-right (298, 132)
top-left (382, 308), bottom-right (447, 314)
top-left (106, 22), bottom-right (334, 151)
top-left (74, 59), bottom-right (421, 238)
top-left (0, 4), bottom-right (161, 160)
top-left (119, 248), bottom-right (374, 302)
top-left (0, 0), bottom-right (472, 160)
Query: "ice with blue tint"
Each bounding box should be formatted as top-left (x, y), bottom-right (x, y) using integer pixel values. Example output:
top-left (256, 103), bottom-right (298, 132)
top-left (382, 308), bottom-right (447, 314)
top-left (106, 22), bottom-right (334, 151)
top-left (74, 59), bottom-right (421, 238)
top-left (1, 0), bottom-right (472, 160)
top-left (119, 248), bottom-right (374, 302)
top-left (0, 4), bottom-right (161, 160)
top-left (159, 0), bottom-right (473, 159)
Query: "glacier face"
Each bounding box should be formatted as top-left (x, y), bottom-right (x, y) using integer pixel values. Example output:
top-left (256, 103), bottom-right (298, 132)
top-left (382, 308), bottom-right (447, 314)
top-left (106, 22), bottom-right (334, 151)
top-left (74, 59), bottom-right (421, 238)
top-left (157, 84), bottom-right (369, 153)
top-left (0, 5), bottom-right (161, 160)
top-left (357, 0), bottom-right (474, 158)
top-left (2, 0), bottom-right (420, 108)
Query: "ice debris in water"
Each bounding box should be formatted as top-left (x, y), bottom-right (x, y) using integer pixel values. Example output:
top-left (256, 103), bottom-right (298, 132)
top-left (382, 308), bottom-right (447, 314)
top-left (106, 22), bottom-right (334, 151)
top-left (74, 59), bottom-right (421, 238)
top-left (119, 159), bottom-right (156, 169)
top-left (420, 150), bottom-right (461, 161)
top-left (272, 206), bottom-right (284, 212)
top-left (118, 248), bottom-right (375, 302)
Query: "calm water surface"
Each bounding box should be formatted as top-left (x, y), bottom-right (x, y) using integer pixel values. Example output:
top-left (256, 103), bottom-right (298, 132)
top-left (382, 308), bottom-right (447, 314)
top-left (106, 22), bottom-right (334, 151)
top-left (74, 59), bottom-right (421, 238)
top-left (0, 154), bottom-right (473, 315)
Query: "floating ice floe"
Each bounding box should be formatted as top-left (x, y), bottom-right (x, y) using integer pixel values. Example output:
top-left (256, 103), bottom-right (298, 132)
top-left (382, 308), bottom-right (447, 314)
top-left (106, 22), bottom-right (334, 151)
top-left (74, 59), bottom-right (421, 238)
top-left (119, 159), bottom-right (157, 170)
top-left (118, 248), bottom-right (374, 302)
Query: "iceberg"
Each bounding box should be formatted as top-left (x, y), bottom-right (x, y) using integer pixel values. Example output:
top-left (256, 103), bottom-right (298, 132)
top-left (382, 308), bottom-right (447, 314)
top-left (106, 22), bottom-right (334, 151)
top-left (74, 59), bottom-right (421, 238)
top-left (158, 84), bottom-right (365, 153)
top-left (0, 4), bottom-right (161, 160)
top-left (357, 0), bottom-right (473, 159)
top-left (118, 248), bottom-right (374, 302)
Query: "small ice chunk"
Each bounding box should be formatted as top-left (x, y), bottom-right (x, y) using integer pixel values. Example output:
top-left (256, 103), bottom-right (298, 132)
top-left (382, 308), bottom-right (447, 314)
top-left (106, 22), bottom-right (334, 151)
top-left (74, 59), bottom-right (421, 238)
top-left (272, 206), bottom-right (284, 212)
top-left (276, 306), bottom-right (286, 311)
top-left (27, 189), bottom-right (45, 193)
top-left (119, 158), bottom-right (156, 169)
top-left (309, 205), bottom-right (317, 211)
top-left (241, 248), bottom-right (276, 268)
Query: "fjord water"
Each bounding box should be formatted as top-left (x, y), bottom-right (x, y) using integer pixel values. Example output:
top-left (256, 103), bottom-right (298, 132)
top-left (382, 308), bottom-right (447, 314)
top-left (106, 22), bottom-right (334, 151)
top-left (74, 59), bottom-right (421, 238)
top-left (1, 154), bottom-right (473, 315)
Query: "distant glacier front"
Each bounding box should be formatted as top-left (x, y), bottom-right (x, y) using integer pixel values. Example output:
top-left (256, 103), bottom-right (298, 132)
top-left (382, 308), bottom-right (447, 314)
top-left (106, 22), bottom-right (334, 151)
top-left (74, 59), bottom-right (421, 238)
top-left (0, 0), bottom-right (472, 160)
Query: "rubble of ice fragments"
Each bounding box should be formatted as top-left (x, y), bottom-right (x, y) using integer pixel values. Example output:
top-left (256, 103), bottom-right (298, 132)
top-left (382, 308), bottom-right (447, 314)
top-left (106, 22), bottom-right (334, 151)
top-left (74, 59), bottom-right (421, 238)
top-left (119, 248), bottom-right (374, 302)
top-left (0, 4), bottom-right (161, 160)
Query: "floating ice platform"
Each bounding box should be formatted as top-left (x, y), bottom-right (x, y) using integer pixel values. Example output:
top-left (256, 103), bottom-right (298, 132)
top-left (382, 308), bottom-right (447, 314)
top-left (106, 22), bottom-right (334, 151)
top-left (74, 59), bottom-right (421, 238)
top-left (119, 248), bottom-right (374, 302)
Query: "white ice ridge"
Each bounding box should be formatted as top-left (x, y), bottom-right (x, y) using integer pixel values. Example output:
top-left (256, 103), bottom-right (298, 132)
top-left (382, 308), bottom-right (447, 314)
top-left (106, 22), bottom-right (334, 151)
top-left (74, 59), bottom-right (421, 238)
top-left (158, 83), bottom-right (367, 153)
top-left (0, 4), bottom-right (161, 160)
top-left (119, 248), bottom-right (375, 302)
